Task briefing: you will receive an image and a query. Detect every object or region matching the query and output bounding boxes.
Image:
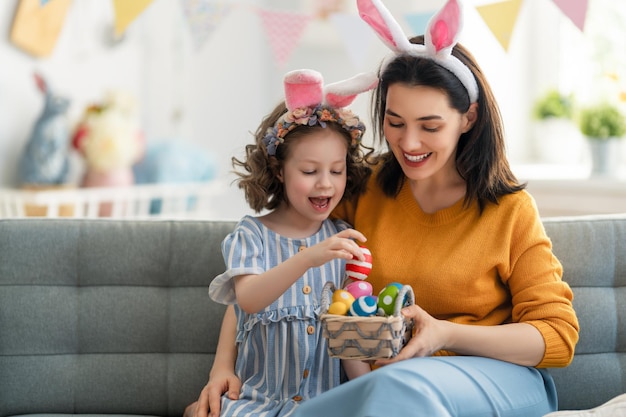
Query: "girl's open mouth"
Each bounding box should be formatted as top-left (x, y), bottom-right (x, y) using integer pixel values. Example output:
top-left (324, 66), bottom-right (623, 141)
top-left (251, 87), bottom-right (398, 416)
top-left (310, 197), bottom-right (331, 210)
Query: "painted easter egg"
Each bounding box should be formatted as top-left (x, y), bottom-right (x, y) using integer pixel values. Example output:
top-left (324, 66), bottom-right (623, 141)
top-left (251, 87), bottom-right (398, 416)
top-left (349, 295), bottom-right (378, 317)
top-left (377, 283), bottom-right (402, 316)
top-left (345, 246), bottom-right (373, 280)
top-left (332, 289), bottom-right (355, 307)
top-left (328, 301), bottom-right (350, 315)
top-left (344, 280), bottom-right (373, 299)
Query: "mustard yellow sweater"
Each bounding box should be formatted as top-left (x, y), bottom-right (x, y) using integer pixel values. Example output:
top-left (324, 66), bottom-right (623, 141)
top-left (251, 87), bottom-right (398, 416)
top-left (333, 172), bottom-right (579, 368)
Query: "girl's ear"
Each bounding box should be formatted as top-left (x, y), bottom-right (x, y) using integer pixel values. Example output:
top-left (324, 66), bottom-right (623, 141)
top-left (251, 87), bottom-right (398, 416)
top-left (277, 168), bottom-right (284, 183)
top-left (461, 102), bottom-right (478, 133)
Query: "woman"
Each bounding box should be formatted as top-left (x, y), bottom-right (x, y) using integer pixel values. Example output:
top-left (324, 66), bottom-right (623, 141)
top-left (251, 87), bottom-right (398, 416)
top-left (186, 0), bottom-right (579, 415)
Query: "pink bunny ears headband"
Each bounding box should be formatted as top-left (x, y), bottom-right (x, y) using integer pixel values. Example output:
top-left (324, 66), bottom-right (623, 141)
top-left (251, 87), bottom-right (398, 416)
top-left (358, 0), bottom-right (479, 103)
top-left (263, 69), bottom-right (378, 156)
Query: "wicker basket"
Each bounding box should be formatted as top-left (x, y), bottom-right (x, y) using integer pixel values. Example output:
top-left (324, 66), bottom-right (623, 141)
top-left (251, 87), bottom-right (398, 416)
top-left (320, 281), bottom-right (414, 360)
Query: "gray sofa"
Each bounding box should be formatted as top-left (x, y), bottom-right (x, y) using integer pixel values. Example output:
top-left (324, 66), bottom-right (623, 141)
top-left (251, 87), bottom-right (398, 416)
top-left (0, 215), bottom-right (624, 416)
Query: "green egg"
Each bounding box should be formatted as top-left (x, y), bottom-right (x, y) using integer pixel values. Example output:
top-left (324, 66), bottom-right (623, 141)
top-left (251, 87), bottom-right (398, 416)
top-left (377, 284), bottom-right (400, 316)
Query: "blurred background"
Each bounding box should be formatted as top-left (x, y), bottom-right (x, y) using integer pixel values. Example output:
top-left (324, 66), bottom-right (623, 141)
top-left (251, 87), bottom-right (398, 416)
top-left (1, 0), bottom-right (624, 219)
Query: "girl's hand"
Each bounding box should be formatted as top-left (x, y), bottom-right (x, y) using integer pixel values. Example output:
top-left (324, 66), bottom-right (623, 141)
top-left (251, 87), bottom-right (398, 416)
top-left (306, 228), bottom-right (367, 268)
top-left (235, 229), bottom-right (367, 313)
top-left (374, 304), bottom-right (450, 367)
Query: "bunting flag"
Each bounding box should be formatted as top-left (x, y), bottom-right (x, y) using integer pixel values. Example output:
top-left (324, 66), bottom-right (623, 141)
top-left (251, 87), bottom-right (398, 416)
top-left (313, 0), bottom-right (347, 20)
top-left (256, 8), bottom-right (313, 68)
top-left (476, 0), bottom-right (523, 51)
top-left (180, 0), bottom-right (232, 50)
top-left (10, 0), bottom-right (72, 57)
top-left (112, 0), bottom-right (154, 37)
top-left (404, 11), bottom-right (435, 36)
top-left (330, 13), bottom-right (374, 70)
top-left (551, 0), bottom-right (589, 31)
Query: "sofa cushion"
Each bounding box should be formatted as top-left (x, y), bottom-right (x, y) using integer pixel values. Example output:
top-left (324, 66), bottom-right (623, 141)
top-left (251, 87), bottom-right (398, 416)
top-left (543, 215), bottom-right (626, 410)
top-left (1, 215), bottom-right (624, 415)
top-left (0, 219), bottom-right (235, 417)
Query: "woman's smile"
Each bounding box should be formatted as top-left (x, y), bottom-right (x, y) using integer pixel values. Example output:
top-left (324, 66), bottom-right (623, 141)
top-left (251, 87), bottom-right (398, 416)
top-left (404, 152), bottom-right (432, 163)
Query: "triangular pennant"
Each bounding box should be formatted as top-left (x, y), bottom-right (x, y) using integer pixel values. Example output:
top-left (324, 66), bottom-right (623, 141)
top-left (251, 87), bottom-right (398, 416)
top-left (257, 8), bottom-right (313, 68)
top-left (404, 11), bottom-right (435, 36)
top-left (112, 0), bottom-right (154, 37)
top-left (180, 0), bottom-right (232, 50)
top-left (10, 0), bottom-right (72, 57)
top-left (476, 0), bottom-right (523, 51)
top-left (312, 0), bottom-right (345, 20)
top-left (551, 0), bottom-right (588, 31)
top-left (330, 13), bottom-right (374, 71)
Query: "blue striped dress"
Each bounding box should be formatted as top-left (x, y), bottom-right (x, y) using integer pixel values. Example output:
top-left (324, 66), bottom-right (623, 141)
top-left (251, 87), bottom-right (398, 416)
top-left (208, 215), bottom-right (347, 417)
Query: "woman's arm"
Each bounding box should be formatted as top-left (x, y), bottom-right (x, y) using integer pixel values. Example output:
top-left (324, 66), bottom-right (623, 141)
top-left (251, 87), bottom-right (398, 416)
top-left (186, 305), bottom-right (240, 417)
top-left (376, 304), bottom-right (545, 367)
top-left (441, 321), bottom-right (545, 366)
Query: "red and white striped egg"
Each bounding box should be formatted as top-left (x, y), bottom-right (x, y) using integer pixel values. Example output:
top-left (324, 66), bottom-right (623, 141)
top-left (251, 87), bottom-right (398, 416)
top-left (345, 246), bottom-right (372, 281)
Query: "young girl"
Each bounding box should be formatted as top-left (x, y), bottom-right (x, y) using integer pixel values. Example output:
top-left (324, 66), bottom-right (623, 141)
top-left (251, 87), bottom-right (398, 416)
top-left (207, 69), bottom-right (377, 416)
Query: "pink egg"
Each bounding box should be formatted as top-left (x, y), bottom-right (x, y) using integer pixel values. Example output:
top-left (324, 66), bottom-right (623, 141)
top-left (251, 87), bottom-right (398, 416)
top-left (345, 246), bottom-right (373, 280)
top-left (344, 280), bottom-right (373, 299)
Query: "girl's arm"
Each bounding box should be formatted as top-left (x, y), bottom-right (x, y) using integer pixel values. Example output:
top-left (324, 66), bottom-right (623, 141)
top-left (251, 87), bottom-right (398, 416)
top-left (342, 359), bottom-right (372, 380)
top-left (234, 229), bottom-right (366, 313)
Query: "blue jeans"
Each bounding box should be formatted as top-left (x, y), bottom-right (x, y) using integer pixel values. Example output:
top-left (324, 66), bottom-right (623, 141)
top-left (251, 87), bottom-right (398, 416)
top-left (292, 356), bottom-right (557, 417)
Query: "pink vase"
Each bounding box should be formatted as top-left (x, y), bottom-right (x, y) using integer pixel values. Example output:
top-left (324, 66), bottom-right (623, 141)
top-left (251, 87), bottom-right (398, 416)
top-left (82, 168), bottom-right (135, 217)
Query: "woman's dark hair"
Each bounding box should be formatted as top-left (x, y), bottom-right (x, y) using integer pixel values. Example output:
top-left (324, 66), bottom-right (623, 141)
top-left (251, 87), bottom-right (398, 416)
top-left (372, 35), bottom-right (525, 213)
top-left (232, 101), bottom-right (372, 213)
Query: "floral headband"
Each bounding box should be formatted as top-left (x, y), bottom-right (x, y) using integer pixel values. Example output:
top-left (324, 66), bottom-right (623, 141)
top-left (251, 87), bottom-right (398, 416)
top-left (263, 69), bottom-right (378, 156)
top-left (357, 0), bottom-right (479, 103)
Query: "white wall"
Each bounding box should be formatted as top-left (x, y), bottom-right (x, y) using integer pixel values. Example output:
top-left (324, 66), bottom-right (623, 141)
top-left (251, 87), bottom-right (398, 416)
top-left (0, 0), bottom-right (580, 219)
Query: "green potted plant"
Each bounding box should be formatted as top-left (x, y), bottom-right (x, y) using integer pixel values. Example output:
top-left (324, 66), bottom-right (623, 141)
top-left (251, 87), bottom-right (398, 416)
top-left (578, 102), bottom-right (626, 176)
top-left (579, 103), bottom-right (626, 139)
top-left (533, 89), bottom-right (574, 120)
top-left (530, 89), bottom-right (582, 164)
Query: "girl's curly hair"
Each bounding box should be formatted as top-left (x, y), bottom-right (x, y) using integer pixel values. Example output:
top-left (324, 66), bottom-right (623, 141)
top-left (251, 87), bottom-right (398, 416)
top-left (232, 101), bottom-right (372, 213)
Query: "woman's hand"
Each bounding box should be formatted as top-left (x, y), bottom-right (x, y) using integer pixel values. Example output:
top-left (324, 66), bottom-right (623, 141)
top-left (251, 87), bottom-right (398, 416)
top-left (184, 369), bottom-right (242, 417)
top-left (374, 304), bottom-right (449, 366)
top-left (184, 306), bottom-right (241, 417)
top-left (374, 304), bottom-right (546, 367)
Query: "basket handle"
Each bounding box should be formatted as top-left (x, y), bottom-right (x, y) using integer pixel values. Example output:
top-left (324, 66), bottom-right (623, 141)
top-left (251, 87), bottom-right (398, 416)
top-left (321, 281), bottom-right (337, 313)
top-left (393, 285), bottom-right (415, 317)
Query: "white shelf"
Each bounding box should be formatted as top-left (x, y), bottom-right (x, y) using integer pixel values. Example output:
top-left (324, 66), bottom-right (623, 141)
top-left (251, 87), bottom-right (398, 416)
top-left (0, 181), bottom-right (227, 219)
top-left (513, 164), bottom-right (626, 217)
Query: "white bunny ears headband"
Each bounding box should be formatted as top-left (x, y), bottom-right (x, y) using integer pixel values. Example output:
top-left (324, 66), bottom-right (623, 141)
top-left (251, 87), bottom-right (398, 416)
top-left (357, 0), bottom-right (479, 103)
top-left (263, 69), bottom-right (378, 156)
